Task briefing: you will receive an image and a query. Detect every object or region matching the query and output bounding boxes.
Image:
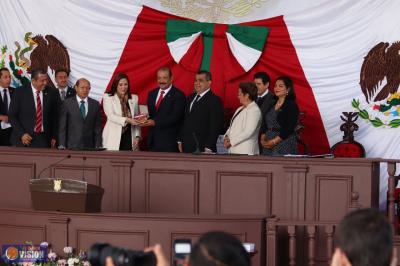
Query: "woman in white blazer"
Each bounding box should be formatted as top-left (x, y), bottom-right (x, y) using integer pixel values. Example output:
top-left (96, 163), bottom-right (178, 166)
top-left (102, 73), bottom-right (141, 151)
top-left (224, 82), bottom-right (262, 155)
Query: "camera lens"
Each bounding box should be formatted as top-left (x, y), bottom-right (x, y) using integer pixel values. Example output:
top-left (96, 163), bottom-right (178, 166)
top-left (89, 243), bottom-right (156, 266)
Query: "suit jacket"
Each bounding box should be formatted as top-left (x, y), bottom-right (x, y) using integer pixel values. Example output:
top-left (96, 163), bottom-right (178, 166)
top-left (102, 93), bottom-right (141, 150)
top-left (179, 90), bottom-right (224, 153)
top-left (257, 92), bottom-right (276, 115)
top-left (147, 86), bottom-right (186, 152)
top-left (257, 92), bottom-right (276, 151)
top-left (225, 101), bottom-right (261, 155)
top-left (8, 85), bottom-right (58, 146)
top-left (54, 86), bottom-right (75, 102)
top-left (0, 86), bottom-right (14, 116)
top-left (58, 96), bottom-right (102, 149)
top-left (52, 86), bottom-right (75, 145)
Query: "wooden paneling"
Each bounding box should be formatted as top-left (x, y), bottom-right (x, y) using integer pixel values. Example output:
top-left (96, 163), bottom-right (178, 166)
top-left (0, 147), bottom-right (380, 222)
top-left (145, 169), bottom-right (200, 214)
top-left (216, 171), bottom-right (272, 215)
top-left (315, 175), bottom-right (353, 221)
top-left (0, 209), bottom-right (265, 266)
top-left (0, 162), bottom-right (36, 209)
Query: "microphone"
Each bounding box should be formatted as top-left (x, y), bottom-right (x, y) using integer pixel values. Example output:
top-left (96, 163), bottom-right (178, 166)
top-left (36, 155), bottom-right (71, 179)
top-left (192, 132), bottom-right (201, 155)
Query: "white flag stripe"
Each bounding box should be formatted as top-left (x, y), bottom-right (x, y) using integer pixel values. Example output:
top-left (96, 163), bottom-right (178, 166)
top-left (0, 0), bottom-right (142, 100)
top-left (225, 32), bottom-right (262, 72)
top-left (284, 0), bottom-right (400, 208)
top-left (167, 32), bottom-right (202, 64)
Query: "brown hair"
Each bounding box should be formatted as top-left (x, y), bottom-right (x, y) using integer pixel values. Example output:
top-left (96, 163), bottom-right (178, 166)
top-left (239, 82), bottom-right (258, 101)
top-left (108, 73), bottom-right (131, 99)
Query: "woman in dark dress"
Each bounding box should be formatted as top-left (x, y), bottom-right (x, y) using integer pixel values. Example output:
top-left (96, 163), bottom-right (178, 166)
top-left (260, 76), bottom-right (299, 156)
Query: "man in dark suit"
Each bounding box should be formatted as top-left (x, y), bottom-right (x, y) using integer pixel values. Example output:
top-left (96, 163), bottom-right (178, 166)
top-left (142, 67), bottom-right (186, 152)
top-left (0, 68), bottom-right (15, 146)
top-left (58, 78), bottom-right (102, 150)
top-left (254, 72), bottom-right (275, 114)
top-left (9, 69), bottom-right (58, 148)
top-left (178, 70), bottom-right (224, 153)
top-left (254, 72), bottom-right (276, 152)
top-left (54, 69), bottom-right (75, 102)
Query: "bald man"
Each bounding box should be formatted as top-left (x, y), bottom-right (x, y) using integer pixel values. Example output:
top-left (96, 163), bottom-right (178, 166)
top-left (58, 78), bottom-right (102, 149)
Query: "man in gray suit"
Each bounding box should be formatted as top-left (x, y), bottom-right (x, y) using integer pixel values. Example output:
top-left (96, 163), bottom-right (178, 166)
top-left (58, 78), bottom-right (102, 150)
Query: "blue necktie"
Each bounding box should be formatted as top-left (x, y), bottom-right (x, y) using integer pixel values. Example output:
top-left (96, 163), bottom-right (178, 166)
top-left (80, 100), bottom-right (86, 118)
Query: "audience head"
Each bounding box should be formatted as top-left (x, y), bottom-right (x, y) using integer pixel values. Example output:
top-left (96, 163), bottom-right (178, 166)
top-left (253, 72), bottom-right (270, 96)
top-left (157, 67), bottom-right (173, 90)
top-left (0, 67), bottom-right (11, 88)
top-left (109, 73), bottom-right (131, 98)
top-left (189, 231), bottom-right (250, 266)
top-left (274, 76), bottom-right (296, 100)
top-left (195, 70), bottom-right (212, 95)
top-left (238, 82), bottom-right (258, 106)
top-left (331, 208), bottom-right (396, 266)
top-left (31, 69), bottom-right (48, 91)
top-left (75, 78), bottom-right (91, 99)
top-left (55, 69), bottom-right (70, 88)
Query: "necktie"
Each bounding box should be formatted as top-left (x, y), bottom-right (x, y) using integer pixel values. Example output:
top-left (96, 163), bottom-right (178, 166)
top-left (60, 89), bottom-right (66, 101)
top-left (2, 89), bottom-right (8, 114)
top-left (257, 96), bottom-right (262, 105)
top-left (155, 90), bottom-right (165, 110)
top-left (34, 91), bottom-right (42, 133)
top-left (80, 100), bottom-right (86, 118)
top-left (190, 94), bottom-right (201, 112)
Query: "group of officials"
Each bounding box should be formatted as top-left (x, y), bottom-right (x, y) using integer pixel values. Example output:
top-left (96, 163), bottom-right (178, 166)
top-left (0, 66), bottom-right (299, 155)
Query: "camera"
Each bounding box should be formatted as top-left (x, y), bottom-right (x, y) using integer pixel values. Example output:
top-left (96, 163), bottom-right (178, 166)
top-left (88, 243), bottom-right (156, 266)
top-left (173, 239), bottom-right (191, 266)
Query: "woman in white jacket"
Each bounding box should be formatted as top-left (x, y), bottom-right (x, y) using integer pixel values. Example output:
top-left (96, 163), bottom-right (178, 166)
top-left (224, 82), bottom-right (262, 155)
top-left (102, 73), bottom-right (141, 151)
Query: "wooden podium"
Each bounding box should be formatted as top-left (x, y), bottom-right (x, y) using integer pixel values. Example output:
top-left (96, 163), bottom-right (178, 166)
top-left (29, 179), bottom-right (104, 212)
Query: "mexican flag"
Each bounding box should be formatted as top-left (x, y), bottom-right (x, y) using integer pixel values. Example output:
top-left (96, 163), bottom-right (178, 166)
top-left (0, 0), bottom-right (399, 206)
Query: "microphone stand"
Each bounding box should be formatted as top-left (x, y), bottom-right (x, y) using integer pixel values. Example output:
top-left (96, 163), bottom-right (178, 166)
top-left (36, 155), bottom-right (71, 179)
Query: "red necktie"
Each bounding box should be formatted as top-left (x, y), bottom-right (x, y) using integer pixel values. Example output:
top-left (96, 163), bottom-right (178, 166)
top-left (155, 90), bottom-right (165, 110)
top-left (34, 91), bottom-right (42, 133)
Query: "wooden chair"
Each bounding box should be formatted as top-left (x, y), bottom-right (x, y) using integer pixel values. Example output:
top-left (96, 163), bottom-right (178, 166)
top-left (330, 112), bottom-right (365, 157)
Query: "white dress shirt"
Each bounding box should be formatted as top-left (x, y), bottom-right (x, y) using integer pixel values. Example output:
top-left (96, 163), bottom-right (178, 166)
top-left (155, 84), bottom-right (172, 103)
top-left (76, 95), bottom-right (88, 116)
top-left (31, 84), bottom-right (44, 132)
top-left (58, 87), bottom-right (68, 100)
top-left (259, 90), bottom-right (269, 98)
top-left (190, 88), bottom-right (210, 111)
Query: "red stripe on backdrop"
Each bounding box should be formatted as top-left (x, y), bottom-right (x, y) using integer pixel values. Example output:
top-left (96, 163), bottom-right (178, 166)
top-left (220, 15), bottom-right (331, 154)
top-left (108, 6), bottom-right (330, 154)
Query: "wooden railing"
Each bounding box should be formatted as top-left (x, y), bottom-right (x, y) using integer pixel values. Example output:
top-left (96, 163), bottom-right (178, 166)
top-left (266, 218), bottom-right (337, 266)
top-left (266, 160), bottom-right (400, 266)
top-left (387, 160), bottom-right (400, 234)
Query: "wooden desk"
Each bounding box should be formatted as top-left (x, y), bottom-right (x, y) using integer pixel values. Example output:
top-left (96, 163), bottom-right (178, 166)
top-left (0, 147), bottom-right (380, 222)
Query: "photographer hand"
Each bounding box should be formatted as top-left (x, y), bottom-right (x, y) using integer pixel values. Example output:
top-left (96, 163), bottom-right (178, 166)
top-left (145, 244), bottom-right (170, 266)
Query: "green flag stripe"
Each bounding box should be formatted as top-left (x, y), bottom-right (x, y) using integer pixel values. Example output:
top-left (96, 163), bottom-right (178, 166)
top-left (166, 20), bottom-right (215, 71)
top-left (227, 25), bottom-right (269, 52)
top-left (200, 29), bottom-right (214, 71)
top-left (166, 20), bottom-right (214, 42)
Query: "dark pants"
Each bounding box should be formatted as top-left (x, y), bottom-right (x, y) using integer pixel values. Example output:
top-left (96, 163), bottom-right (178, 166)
top-left (30, 133), bottom-right (49, 148)
top-left (0, 127), bottom-right (12, 146)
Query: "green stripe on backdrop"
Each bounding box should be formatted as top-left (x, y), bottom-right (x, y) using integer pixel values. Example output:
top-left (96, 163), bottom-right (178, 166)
top-left (166, 20), bottom-right (215, 71)
top-left (227, 25), bottom-right (269, 52)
